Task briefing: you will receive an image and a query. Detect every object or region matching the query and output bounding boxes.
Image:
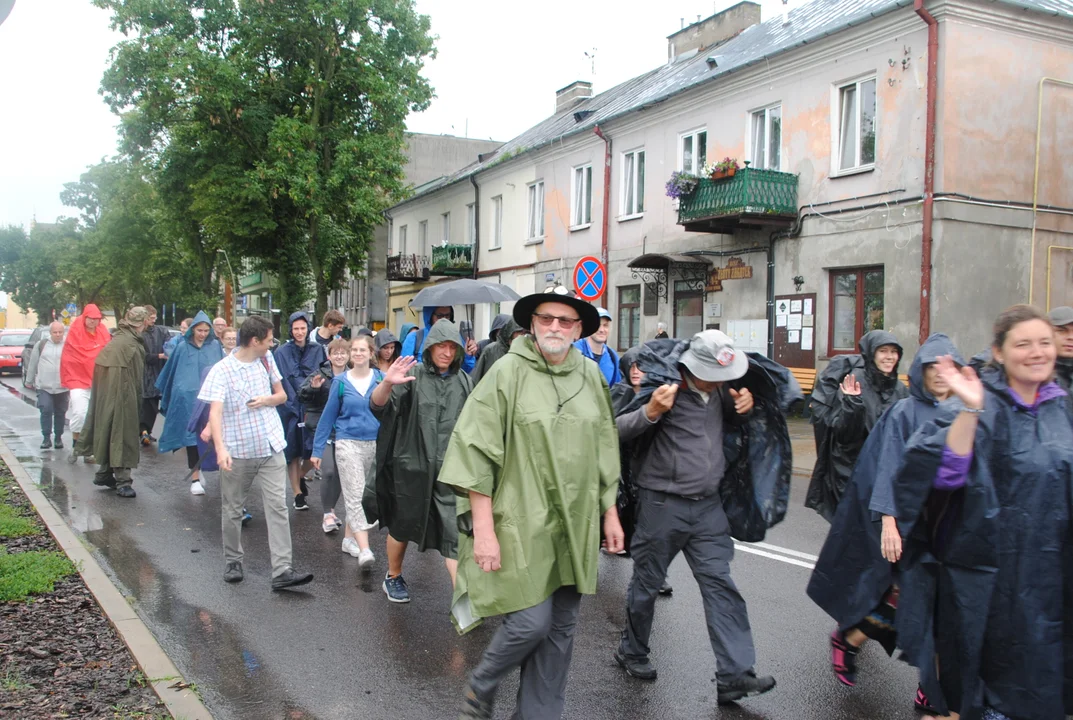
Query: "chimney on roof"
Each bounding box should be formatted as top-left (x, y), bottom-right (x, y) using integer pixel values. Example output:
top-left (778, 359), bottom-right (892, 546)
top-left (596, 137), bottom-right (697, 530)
top-left (666, 1), bottom-right (761, 62)
top-left (555, 80), bottom-right (593, 114)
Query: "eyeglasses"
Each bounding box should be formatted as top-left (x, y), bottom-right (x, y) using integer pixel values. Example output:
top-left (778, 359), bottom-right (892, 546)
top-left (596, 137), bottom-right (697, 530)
top-left (432, 312), bottom-right (451, 320)
top-left (533, 313), bottom-right (581, 330)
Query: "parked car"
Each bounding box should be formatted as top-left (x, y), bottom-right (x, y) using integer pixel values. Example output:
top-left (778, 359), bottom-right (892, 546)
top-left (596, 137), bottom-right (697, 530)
top-left (0, 329), bottom-right (33, 377)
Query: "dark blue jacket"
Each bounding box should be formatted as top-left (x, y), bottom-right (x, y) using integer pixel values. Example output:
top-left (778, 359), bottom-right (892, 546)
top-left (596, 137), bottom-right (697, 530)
top-left (806, 333), bottom-right (963, 634)
top-left (274, 311), bottom-right (328, 426)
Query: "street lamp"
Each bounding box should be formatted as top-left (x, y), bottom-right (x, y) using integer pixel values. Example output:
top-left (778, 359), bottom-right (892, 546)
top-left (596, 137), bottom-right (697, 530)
top-left (217, 249), bottom-right (238, 325)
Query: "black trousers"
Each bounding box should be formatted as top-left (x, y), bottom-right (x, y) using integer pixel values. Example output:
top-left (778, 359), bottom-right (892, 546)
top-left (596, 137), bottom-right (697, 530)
top-left (140, 396), bottom-right (160, 435)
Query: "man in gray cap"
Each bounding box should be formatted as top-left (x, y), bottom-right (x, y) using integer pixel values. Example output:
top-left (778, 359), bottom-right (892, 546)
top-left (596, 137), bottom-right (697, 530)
top-left (1048, 305), bottom-right (1073, 392)
top-left (612, 329), bottom-right (776, 705)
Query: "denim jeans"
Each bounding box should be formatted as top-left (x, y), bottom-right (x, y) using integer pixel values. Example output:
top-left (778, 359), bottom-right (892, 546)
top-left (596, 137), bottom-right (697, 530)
top-left (38, 391), bottom-right (69, 441)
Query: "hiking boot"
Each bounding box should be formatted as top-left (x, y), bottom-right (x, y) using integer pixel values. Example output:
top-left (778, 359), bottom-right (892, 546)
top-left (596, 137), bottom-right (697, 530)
top-left (93, 473), bottom-right (117, 489)
top-left (458, 684), bottom-right (494, 719)
top-left (115, 486), bottom-right (137, 498)
top-left (294, 493), bottom-right (309, 511)
top-left (717, 670), bottom-right (776, 705)
top-left (53, 438), bottom-right (63, 449)
top-left (40, 438), bottom-right (52, 449)
top-left (383, 574), bottom-right (410, 603)
top-left (84, 455), bottom-right (96, 464)
top-left (830, 630), bottom-right (858, 687)
top-left (658, 580), bottom-right (673, 596)
top-left (614, 648), bottom-right (657, 680)
top-left (271, 568), bottom-right (313, 591)
top-left (223, 561), bottom-right (244, 583)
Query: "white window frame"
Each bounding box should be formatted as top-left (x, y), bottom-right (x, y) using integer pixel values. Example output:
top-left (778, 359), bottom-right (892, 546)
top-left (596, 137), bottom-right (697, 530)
top-left (466, 203), bottom-right (475, 244)
top-left (677, 129), bottom-right (707, 175)
top-left (748, 105), bottom-right (782, 171)
top-left (418, 220), bottom-right (428, 256)
top-left (620, 148), bottom-right (646, 219)
top-left (527, 180), bottom-right (545, 242)
top-left (491, 195), bottom-right (503, 250)
top-left (441, 212), bottom-right (450, 245)
top-left (834, 76), bottom-right (877, 174)
top-left (570, 164), bottom-right (593, 229)
top-left (398, 224), bottom-right (408, 255)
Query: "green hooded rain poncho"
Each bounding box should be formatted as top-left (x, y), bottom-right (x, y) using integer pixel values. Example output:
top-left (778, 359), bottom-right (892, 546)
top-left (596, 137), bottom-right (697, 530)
top-left (76, 309), bottom-right (147, 469)
top-left (442, 335), bottom-right (620, 634)
top-left (367, 319), bottom-right (473, 558)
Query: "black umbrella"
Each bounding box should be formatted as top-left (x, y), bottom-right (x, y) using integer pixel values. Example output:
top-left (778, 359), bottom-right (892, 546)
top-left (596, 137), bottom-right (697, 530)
top-left (409, 279), bottom-right (521, 308)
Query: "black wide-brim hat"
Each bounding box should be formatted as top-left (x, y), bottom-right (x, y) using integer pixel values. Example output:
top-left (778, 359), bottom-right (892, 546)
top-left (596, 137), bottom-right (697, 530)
top-left (513, 286), bottom-right (601, 338)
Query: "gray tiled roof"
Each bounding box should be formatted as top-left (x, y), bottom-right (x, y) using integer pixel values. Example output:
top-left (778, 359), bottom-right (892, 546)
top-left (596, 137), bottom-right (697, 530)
top-left (395, 0), bottom-right (1073, 208)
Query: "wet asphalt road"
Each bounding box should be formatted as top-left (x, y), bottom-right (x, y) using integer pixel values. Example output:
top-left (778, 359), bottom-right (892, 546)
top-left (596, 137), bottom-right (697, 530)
top-left (0, 377), bottom-right (922, 720)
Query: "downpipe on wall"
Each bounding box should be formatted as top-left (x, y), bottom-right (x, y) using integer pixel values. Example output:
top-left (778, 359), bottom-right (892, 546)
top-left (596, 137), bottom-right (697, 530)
top-left (1030, 78), bottom-right (1073, 305)
top-left (594, 125), bottom-right (612, 309)
top-left (915, 0), bottom-right (938, 345)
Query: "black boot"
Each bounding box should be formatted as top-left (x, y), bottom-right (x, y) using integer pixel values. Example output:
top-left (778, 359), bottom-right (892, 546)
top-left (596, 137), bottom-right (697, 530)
top-left (40, 437), bottom-right (52, 449)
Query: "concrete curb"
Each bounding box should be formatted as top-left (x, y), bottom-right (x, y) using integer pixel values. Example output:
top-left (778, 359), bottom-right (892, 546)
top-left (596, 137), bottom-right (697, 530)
top-left (0, 438), bottom-right (214, 720)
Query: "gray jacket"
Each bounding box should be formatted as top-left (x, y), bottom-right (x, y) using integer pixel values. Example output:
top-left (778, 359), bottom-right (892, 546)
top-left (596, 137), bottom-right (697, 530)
top-left (616, 381), bottom-right (747, 499)
top-left (29, 339), bottom-right (67, 394)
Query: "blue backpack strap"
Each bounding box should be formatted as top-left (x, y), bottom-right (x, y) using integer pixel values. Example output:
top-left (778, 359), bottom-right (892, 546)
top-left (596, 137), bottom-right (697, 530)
top-left (412, 328), bottom-right (425, 359)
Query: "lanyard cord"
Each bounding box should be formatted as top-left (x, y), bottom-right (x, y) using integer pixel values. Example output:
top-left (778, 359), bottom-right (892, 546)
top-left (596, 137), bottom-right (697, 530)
top-left (540, 350), bottom-right (584, 413)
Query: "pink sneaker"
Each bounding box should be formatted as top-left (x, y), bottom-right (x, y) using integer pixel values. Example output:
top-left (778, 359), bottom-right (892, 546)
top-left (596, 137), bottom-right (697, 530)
top-left (830, 630), bottom-right (858, 687)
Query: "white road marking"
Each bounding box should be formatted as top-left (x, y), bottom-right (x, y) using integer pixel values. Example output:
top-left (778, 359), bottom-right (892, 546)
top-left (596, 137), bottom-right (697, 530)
top-left (744, 541), bottom-right (819, 562)
top-left (734, 542), bottom-right (817, 570)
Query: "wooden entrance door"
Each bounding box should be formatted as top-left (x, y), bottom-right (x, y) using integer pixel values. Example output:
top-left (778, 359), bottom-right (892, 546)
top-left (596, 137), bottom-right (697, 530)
top-left (773, 293), bottom-right (817, 368)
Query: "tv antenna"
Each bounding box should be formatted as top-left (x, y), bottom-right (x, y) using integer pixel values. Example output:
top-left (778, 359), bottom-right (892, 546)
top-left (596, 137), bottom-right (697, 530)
top-left (584, 48), bottom-right (597, 77)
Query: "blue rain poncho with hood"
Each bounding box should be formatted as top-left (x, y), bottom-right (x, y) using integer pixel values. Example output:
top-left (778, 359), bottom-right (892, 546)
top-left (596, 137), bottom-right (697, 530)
top-left (807, 333), bottom-right (963, 635)
top-left (155, 311), bottom-right (224, 453)
top-left (892, 353), bottom-right (1073, 719)
top-left (400, 306), bottom-right (476, 374)
top-left (806, 330), bottom-right (909, 521)
top-left (274, 311), bottom-right (328, 459)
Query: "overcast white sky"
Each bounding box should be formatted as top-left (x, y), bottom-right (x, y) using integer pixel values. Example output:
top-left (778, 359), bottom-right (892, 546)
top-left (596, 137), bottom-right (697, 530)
top-left (0, 0), bottom-right (790, 231)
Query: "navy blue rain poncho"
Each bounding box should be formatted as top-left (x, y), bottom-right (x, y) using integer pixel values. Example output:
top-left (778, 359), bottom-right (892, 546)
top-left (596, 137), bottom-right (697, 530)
top-left (893, 363), bottom-right (1073, 719)
top-left (615, 339), bottom-right (801, 542)
top-left (806, 330), bottom-right (909, 521)
top-left (806, 333), bottom-right (963, 634)
top-left (274, 311), bottom-right (328, 461)
top-left (155, 311), bottom-right (224, 453)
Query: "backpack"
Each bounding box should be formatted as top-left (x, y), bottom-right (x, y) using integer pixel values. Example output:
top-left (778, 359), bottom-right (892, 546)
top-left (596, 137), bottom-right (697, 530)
top-left (411, 328), bottom-right (425, 360)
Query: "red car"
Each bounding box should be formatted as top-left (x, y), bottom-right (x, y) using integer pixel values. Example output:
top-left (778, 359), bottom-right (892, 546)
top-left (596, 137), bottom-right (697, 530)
top-left (0, 329), bottom-right (32, 375)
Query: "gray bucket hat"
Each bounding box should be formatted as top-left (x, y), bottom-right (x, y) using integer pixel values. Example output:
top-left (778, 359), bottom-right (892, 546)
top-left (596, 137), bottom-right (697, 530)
top-left (1048, 306), bottom-right (1073, 327)
top-left (678, 329), bottom-right (749, 382)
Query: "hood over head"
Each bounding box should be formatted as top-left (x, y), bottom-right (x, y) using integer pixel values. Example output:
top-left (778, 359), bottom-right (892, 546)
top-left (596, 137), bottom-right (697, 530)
top-left (288, 310), bottom-right (313, 330)
top-left (488, 313), bottom-right (511, 340)
top-left (422, 306), bottom-right (454, 328)
top-left (422, 319), bottom-right (463, 373)
top-left (858, 330), bottom-right (903, 373)
top-left (400, 322), bottom-right (418, 339)
top-left (494, 317), bottom-right (524, 350)
top-left (375, 329), bottom-right (401, 352)
top-left (83, 304), bottom-right (103, 320)
top-left (909, 333), bottom-right (964, 403)
top-left (185, 310), bottom-right (214, 341)
top-left (619, 345), bottom-right (643, 378)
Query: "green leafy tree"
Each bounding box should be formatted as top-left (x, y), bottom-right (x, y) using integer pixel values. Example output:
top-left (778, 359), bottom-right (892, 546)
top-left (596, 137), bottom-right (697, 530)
top-left (95, 0), bottom-right (436, 325)
top-left (0, 224), bottom-right (67, 322)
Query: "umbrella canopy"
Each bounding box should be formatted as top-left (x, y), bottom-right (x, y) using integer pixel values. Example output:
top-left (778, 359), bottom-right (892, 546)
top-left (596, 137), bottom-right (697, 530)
top-left (409, 279), bottom-right (521, 308)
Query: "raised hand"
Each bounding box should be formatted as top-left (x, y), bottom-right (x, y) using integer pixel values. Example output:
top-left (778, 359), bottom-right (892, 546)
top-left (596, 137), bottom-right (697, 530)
top-left (729, 387), bottom-right (754, 415)
top-left (384, 356), bottom-right (418, 386)
top-left (310, 374), bottom-right (326, 389)
top-left (936, 355), bottom-right (984, 410)
top-left (840, 373), bottom-right (862, 396)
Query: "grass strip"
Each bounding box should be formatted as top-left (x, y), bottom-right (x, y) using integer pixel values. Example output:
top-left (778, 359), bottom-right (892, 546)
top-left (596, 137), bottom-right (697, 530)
top-left (0, 548), bottom-right (76, 602)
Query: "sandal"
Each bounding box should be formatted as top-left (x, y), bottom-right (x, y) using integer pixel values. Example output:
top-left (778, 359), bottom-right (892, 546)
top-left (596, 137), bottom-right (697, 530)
top-left (830, 630), bottom-right (858, 687)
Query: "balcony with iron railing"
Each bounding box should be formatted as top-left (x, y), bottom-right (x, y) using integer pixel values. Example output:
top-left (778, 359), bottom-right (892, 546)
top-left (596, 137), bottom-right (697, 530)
top-left (430, 244), bottom-right (474, 276)
top-left (387, 253), bottom-right (430, 282)
top-left (677, 167), bottom-right (799, 233)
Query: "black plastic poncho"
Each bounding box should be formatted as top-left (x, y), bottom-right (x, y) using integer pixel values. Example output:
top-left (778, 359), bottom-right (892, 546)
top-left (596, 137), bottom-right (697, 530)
top-left (807, 333), bottom-right (963, 632)
top-left (615, 339), bottom-right (800, 542)
top-left (806, 330), bottom-right (908, 521)
top-left (893, 365), bottom-right (1073, 719)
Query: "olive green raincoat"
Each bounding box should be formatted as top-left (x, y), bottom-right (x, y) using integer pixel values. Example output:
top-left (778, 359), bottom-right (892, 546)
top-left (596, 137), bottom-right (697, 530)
top-left (367, 319), bottom-right (473, 558)
top-left (443, 336), bottom-right (620, 634)
top-left (76, 325), bottom-right (146, 469)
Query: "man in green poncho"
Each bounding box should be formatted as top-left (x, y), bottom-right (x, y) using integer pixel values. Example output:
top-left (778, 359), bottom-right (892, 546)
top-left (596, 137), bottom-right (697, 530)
top-left (443, 287), bottom-right (624, 720)
top-left (78, 306), bottom-right (148, 498)
top-left (369, 318), bottom-right (473, 604)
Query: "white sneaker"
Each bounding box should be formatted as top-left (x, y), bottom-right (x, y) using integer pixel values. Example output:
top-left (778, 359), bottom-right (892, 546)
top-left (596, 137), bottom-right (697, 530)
top-left (341, 537), bottom-right (361, 558)
top-left (190, 480), bottom-right (206, 496)
top-left (322, 513), bottom-right (340, 534)
top-left (357, 548), bottom-right (375, 568)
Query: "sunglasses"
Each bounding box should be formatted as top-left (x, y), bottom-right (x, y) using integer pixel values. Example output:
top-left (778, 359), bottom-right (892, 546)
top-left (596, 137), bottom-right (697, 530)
top-left (533, 313), bottom-right (581, 330)
top-left (432, 312), bottom-right (451, 320)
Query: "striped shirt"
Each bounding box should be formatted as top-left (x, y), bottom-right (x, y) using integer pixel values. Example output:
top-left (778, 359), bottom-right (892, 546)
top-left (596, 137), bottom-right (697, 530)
top-left (198, 351), bottom-right (287, 459)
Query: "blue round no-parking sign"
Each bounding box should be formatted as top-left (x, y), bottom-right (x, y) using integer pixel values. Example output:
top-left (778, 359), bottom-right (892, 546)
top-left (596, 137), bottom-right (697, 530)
top-left (573, 256), bottom-right (606, 301)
